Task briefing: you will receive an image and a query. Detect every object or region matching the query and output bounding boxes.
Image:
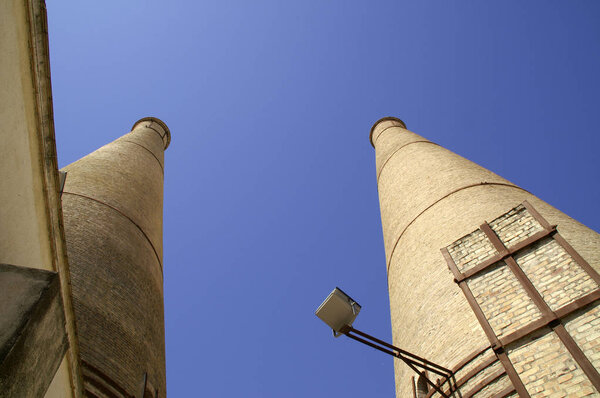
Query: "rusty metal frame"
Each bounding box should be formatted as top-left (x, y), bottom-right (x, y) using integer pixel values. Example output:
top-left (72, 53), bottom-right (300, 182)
top-left (450, 346), bottom-right (493, 375)
top-left (496, 351), bottom-right (530, 397)
top-left (553, 234), bottom-right (600, 285)
top-left (498, 317), bottom-right (549, 348)
top-left (480, 224), bottom-right (556, 320)
top-left (457, 226), bottom-right (557, 283)
top-left (429, 356), bottom-right (498, 398)
top-left (442, 247), bottom-right (502, 349)
top-left (421, 346), bottom-right (514, 398)
top-left (555, 289), bottom-right (600, 318)
top-left (443, 246), bottom-right (530, 396)
top-left (522, 200), bottom-right (600, 285)
top-left (522, 201), bottom-right (600, 390)
top-left (424, 346), bottom-right (493, 398)
top-left (442, 201), bottom-right (600, 396)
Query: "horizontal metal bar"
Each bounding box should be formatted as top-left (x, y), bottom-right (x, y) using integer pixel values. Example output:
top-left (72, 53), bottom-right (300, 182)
top-left (554, 289), bottom-right (600, 319)
top-left (456, 227), bottom-right (557, 283)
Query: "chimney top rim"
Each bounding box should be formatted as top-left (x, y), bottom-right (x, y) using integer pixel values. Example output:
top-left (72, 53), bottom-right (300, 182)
top-left (132, 117), bottom-right (171, 150)
top-left (369, 117), bottom-right (407, 148)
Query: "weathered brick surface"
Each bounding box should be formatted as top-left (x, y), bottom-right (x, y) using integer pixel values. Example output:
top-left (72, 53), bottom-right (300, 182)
top-left (507, 329), bottom-right (598, 397)
top-left (468, 262), bottom-right (543, 338)
top-left (515, 238), bottom-right (599, 311)
top-left (564, 302), bottom-right (600, 374)
top-left (489, 205), bottom-right (544, 248)
top-left (448, 229), bottom-right (498, 273)
top-left (472, 374), bottom-right (511, 397)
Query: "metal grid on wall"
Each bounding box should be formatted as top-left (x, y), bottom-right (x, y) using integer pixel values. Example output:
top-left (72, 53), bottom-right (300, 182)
top-left (432, 201), bottom-right (600, 398)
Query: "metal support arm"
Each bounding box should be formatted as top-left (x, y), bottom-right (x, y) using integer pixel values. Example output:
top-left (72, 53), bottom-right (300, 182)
top-left (341, 326), bottom-right (453, 398)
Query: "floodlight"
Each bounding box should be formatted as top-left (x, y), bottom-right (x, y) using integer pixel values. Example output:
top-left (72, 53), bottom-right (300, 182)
top-left (315, 287), bottom-right (361, 335)
top-left (315, 287), bottom-right (454, 398)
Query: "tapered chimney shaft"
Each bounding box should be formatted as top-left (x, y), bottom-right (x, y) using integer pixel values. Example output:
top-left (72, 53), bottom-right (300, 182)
top-left (371, 117), bottom-right (600, 397)
top-left (61, 118), bottom-right (170, 397)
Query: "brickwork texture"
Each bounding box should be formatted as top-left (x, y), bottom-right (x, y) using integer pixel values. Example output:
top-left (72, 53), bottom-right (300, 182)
top-left (515, 238), bottom-right (599, 312)
top-left (565, 303), bottom-right (600, 376)
top-left (443, 203), bottom-right (600, 396)
top-left (507, 329), bottom-right (597, 397)
top-left (466, 262), bottom-right (543, 339)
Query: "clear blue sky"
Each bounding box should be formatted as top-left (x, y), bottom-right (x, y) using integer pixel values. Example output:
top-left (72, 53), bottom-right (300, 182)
top-left (47, 1), bottom-right (600, 396)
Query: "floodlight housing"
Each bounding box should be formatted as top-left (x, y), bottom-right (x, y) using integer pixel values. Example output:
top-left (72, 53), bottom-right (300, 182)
top-left (315, 287), bottom-right (361, 334)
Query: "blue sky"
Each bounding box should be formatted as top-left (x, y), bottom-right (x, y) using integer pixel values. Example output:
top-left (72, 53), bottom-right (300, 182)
top-left (47, 1), bottom-right (600, 396)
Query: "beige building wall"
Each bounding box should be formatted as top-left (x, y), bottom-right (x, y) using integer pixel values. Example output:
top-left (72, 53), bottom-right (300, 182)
top-left (0, 0), bottom-right (82, 396)
top-left (370, 117), bottom-right (600, 397)
top-left (0, 0), bottom-right (54, 271)
top-left (61, 118), bottom-right (170, 397)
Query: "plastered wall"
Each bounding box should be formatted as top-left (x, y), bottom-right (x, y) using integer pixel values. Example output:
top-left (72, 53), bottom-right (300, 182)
top-left (0, 0), bottom-right (53, 272)
top-left (0, 1), bottom-right (78, 396)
